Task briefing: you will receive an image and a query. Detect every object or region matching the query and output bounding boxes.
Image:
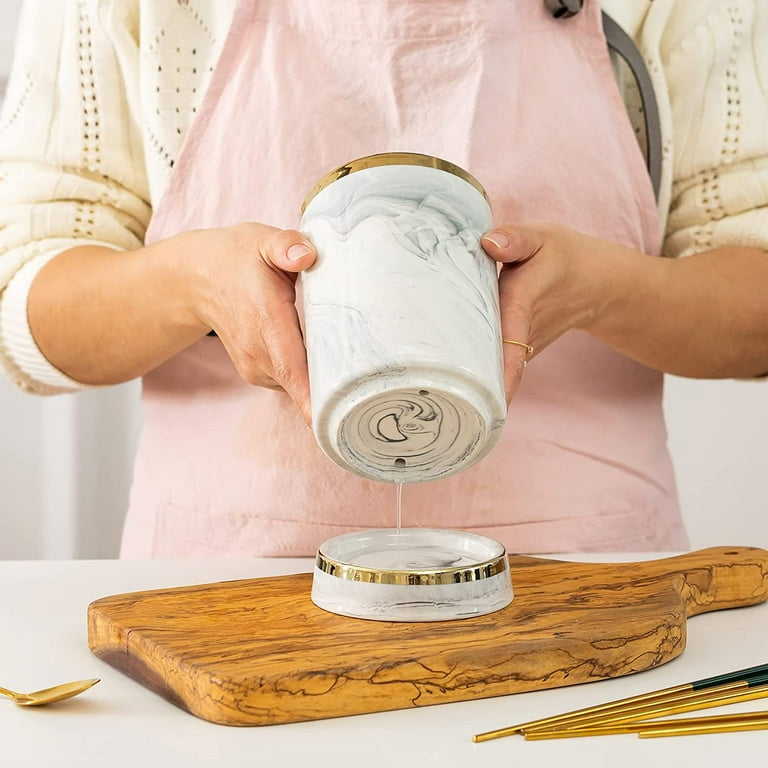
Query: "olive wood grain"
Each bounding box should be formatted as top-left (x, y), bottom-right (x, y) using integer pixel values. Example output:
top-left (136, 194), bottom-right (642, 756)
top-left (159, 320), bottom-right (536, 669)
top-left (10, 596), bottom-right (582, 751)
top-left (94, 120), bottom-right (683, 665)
top-left (88, 546), bottom-right (768, 726)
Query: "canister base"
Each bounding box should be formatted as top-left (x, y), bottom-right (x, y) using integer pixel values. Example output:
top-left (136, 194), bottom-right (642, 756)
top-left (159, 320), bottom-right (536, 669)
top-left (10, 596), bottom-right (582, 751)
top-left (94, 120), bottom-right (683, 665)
top-left (314, 368), bottom-right (506, 484)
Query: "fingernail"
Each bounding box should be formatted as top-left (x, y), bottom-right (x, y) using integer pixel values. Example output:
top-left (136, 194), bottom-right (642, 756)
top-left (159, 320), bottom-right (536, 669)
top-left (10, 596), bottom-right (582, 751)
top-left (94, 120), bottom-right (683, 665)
top-left (287, 243), bottom-right (313, 262)
top-left (483, 231), bottom-right (509, 248)
top-left (482, 231), bottom-right (510, 249)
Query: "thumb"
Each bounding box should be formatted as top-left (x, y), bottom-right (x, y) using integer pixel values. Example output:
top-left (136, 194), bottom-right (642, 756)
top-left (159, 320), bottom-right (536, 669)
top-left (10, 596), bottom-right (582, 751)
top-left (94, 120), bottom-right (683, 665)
top-left (264, 229), bottom-right (318, 273)
top-left (481, 226), bottom-right (543, 266)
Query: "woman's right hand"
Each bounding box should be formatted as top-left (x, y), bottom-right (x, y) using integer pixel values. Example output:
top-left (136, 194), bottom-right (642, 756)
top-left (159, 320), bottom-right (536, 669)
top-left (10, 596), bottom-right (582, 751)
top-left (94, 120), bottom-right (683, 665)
top-left (28, 222), bottom-right (317, 423)
top-left (170, 223), bottom-right (318, 423)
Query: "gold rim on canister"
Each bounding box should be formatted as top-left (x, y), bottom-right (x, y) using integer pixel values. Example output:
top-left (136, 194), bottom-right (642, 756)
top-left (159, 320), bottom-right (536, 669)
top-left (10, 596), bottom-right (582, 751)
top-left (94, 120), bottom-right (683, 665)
top-left (314, 550), bottom-right (510, 586)
top-left (300, 151), bottom-right (489, 214)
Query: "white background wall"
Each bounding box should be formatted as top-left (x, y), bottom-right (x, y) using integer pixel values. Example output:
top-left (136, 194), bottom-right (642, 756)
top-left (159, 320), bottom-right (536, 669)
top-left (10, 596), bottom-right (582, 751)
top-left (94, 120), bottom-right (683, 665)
top-left (0, 0), bottom-right (140, 559)
top-left (0, 1), bottom-right (766, 558)
top-left (0, 0), bottom-right (21, 75)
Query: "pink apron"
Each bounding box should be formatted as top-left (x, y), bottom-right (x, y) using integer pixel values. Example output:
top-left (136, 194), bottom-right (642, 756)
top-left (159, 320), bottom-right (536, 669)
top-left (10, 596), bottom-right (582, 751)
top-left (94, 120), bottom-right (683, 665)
top-left (121, 0), bottom-right (689, 557)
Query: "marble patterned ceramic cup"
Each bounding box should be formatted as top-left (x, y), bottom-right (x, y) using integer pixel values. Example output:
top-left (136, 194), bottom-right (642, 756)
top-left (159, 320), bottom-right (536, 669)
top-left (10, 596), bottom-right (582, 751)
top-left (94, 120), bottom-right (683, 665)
top-left (300, 152), bottom-right (506, 483)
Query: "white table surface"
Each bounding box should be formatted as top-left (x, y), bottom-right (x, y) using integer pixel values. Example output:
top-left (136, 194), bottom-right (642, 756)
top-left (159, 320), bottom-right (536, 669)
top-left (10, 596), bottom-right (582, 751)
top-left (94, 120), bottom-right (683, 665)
top-left (1, 555), bottom-right (766, 767)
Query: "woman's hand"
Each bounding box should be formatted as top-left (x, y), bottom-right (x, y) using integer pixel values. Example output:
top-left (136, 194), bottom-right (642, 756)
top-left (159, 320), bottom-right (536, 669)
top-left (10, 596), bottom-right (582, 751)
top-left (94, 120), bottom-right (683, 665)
top-left (28, 223), bottom-right (317, 423)
top-left (481, 222), bottom-right (768, 396)
top-left (177, 223), bottom-right (316, 422)
top-left (481, 223), bottom-right (613, 402)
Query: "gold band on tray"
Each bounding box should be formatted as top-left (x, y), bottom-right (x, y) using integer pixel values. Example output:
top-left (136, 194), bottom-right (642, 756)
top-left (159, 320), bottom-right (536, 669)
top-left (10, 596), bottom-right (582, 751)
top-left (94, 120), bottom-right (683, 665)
top-left (315, 551), bottom-right (509, 586)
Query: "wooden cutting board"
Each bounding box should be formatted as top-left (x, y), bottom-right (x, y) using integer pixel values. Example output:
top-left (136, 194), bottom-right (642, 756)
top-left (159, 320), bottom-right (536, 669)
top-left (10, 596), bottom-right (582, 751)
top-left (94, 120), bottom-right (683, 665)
top-left (88, 546), bottom-right (768, 726)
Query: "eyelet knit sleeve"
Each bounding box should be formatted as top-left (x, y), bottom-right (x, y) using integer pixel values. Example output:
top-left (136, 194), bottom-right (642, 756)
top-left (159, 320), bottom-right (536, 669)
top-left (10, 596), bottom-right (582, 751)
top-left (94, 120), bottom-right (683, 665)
top-left (649, 0), bottom-right (768, 257)
top-left (0, 0), bottom-right (150, 393)
top-left (0, 0), bottom-right (229, 394)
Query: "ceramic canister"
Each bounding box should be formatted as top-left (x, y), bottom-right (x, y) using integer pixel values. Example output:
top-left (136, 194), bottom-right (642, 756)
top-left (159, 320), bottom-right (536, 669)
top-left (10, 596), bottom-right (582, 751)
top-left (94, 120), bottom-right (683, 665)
top-left (300, 152), bottom-right (506, 484)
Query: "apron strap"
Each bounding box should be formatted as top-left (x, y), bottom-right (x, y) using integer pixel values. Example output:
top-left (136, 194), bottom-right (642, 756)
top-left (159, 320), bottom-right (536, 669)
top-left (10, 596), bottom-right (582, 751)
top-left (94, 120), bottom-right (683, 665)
top-left (601, 11), bottom-right (663, 202)
top-left (545, 1), bottom-right (662, 201)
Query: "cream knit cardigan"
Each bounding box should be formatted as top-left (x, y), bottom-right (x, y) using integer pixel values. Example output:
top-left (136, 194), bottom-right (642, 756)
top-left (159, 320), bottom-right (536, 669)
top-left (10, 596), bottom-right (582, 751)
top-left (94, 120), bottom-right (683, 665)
top-left (0, 0), bottom-right (767, 394)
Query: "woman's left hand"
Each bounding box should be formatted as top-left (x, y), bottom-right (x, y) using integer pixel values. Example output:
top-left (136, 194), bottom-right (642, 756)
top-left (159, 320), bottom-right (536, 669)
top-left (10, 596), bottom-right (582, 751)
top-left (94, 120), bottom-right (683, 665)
top-left (481, 223), bottom-right (618, 403)
top-left (482, 222), bottom-right (768, 396)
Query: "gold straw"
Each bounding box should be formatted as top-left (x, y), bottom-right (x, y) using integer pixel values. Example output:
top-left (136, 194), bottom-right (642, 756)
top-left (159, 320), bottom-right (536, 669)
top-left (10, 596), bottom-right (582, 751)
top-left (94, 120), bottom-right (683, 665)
top-left (474, 679), bottom-right (743, 742)
top-left (473, 663), bottom-right (768, 742)
top-left (523, 680), bottom-right (761, 735)
top-left (472, 682), bottom-right (692, 742)
top-left (523, 683), bottom-right (768, 740)
top-left (523, 711), bottom-right (768, 740)
top-left (639, 711), bottom-right (768, 739)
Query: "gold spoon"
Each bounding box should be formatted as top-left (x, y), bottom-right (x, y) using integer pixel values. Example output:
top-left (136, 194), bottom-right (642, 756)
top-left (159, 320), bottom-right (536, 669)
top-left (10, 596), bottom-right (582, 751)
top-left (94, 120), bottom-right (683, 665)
top-left (0, 678), bottom-right (100, 707)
